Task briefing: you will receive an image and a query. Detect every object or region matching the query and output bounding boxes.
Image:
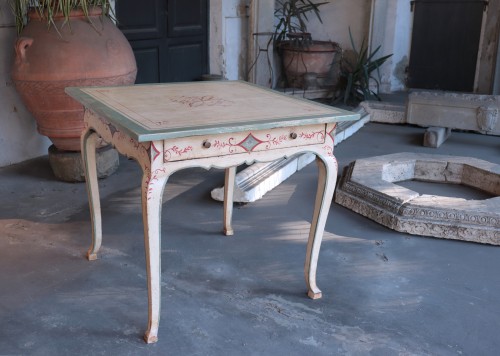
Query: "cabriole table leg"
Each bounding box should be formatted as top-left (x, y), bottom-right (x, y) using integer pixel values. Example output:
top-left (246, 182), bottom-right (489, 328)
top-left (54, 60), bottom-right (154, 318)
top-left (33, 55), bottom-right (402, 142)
top-left (81, 129), bottom-right (103, 261)
top-left (223, 166), bottom-right (236, 236)
top-left (141, 168), bottom-right (169, 344)
top-left (304, 154), bottom-right (338, 299)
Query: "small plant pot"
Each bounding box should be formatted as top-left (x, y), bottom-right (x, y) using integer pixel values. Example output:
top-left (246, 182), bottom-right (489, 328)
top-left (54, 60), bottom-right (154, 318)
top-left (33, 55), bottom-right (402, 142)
top-left (280, 41), bottom-right (341, 89)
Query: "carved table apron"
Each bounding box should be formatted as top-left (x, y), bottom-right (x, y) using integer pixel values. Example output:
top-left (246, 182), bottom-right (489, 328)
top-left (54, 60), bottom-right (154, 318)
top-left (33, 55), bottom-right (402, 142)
top-left (66, 81), bottom-right (359, 343)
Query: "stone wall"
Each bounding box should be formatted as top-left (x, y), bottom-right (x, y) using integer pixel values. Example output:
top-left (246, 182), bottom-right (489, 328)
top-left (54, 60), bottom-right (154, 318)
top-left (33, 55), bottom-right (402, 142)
top-left (369, 0), bottom-right (412, 93)
top-left (0, 0), bottom-right (50, 167)
top-left (209, 0), bottom-right (250, 81)
top-left (303, 0), bottom-right (371, 51)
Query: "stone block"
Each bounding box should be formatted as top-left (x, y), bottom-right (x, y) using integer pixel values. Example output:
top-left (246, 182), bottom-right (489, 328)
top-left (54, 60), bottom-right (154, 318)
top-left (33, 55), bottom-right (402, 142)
top-left (407, 91), bottom-right (500, 135)
top-left (423, 127), bottom-right (451, 148)
top-left (360, 101), bottom-right (407, 124)
top-left (381, 161), bottom-right (415, 182)
top-left (211, 156), bottom-right (301, 203)
top-left (48, 145), bottom-right (119, 182)
top-left (462, 165), bottom-right (500, 195)
top-left (414, 159), bottom-right (463, 183)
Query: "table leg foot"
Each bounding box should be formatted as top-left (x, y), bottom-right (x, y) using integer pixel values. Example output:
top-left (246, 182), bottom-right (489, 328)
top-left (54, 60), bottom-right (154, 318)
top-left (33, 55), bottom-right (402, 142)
top-left (223, 227), bottom-right (234, 236)
top-left (143, 331), bottom-right (158, 344)
top-left (307, 290), bottom-right (322, 300)
top-left (87, 252), bottom-right (98, 261)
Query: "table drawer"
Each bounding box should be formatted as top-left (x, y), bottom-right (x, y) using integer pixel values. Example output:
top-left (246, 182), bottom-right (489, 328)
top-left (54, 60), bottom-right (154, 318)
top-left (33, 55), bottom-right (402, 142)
top-left (163, 124), bottom-right (326, 162)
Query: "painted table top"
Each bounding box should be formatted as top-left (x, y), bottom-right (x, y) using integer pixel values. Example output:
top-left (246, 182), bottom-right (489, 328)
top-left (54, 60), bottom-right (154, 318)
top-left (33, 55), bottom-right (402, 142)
top-left (66, 81), bottom-right (359, 142)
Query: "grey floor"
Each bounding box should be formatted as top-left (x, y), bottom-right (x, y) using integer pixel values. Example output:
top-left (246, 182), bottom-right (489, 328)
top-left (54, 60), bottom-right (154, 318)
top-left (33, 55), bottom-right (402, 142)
top-left (0, 123), bottom-right (499, 355)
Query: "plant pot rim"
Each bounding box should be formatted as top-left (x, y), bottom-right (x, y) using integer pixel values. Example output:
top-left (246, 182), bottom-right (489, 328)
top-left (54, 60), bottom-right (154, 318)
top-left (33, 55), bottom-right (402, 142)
top-left (279, 40), bottom-right (340, 53)
top-left (28, 6), bottom-right (103, 20)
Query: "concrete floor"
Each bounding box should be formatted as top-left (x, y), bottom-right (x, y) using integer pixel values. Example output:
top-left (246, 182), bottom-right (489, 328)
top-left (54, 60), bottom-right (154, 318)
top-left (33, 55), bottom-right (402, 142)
top-left (0, 123), bottom-right (499, 355)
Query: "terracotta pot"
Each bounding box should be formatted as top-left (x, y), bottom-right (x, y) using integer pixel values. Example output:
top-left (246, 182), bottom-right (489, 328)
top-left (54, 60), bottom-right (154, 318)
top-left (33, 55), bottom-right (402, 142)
top-left (280, 41), bottom-right (341, 89)
top-left (11, 8), bottom-right (137, 151)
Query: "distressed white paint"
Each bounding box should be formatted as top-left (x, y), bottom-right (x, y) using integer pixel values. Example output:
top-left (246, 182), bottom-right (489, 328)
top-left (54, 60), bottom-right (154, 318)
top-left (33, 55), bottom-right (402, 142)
top-left (209, 0), bottom-right (249, 80)
top-left (0, 0), bottom-right (51, 167)
top-left (247, 0), bottom-right (275, 87)
top-left (225, 16), bottom-right (247, 80)
top-left (369, 0), bottom-right (412, 93)
top-left (209, 0), bottom-right (225, 77)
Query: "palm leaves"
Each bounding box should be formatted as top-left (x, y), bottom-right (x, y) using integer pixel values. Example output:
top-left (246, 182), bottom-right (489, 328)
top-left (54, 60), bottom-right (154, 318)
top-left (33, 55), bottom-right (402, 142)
top-left (274, 0), bottom-right (328, 44)
top-left (10, 0), bottom-right (113, 34)
top-left (339, 28), bottom-right (393, 104)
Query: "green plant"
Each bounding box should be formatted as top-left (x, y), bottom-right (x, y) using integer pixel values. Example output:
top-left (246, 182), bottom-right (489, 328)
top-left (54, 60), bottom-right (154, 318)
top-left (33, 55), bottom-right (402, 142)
top-left (10, 0), bottom-right (113, 34)
top-left (274, 0), bottom-right (328, 45)
top-left (336, 29), bottom-right (392, 105)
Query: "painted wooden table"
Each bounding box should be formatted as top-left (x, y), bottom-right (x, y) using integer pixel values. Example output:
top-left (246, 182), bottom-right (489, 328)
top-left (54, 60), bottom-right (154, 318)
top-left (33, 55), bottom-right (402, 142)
top-left (66, 81), bottom-right (359, 343)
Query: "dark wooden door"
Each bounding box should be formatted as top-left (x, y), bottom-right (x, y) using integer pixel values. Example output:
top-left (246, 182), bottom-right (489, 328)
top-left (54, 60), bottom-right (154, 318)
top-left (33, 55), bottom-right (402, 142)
top-left (116, 0), bottom-right (208, 84)
top-left (407, 0), bottom-right (485, 92)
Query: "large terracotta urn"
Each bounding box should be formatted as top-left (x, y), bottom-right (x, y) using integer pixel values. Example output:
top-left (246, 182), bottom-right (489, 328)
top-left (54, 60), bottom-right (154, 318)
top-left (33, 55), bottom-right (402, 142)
top-left (11, 7), bottom-right (137, 151)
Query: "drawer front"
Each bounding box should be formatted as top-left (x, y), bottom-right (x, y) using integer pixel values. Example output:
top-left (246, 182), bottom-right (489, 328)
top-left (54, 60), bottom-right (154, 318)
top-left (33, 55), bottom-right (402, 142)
top-left (163, 124), bottom-right (326, 162)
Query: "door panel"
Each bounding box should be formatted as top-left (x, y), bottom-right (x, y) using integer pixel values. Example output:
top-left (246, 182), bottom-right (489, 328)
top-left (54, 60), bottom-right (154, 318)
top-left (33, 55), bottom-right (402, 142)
top-left (408, 0), bottom-right (484, 92)
top-left (166, 42), bottom-right (205, 82)
top-left (116, 0), bottom-right (165, 40)
top-left (116, 0), bottom-right (208, 84)
top-left (131, 43), bottom-right (163, 83)
top-left (168, 0), bottom-right (206, 37)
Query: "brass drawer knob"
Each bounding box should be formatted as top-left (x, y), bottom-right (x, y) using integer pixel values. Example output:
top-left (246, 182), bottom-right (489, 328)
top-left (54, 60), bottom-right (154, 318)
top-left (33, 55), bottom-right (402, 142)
top-left (203, 140), bottom-right (211, 149)
top-left (290, 132), bottom-right (298, 140)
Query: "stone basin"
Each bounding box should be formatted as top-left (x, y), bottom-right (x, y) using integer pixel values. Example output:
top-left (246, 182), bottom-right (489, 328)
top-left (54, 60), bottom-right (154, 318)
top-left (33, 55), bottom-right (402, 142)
top-left (335, 153), bottom-right (500, 245)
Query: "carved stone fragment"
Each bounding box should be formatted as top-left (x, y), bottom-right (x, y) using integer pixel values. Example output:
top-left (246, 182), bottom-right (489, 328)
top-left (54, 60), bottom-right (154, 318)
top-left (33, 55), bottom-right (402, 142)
top-left (407, 91), bottom-right (500, 140)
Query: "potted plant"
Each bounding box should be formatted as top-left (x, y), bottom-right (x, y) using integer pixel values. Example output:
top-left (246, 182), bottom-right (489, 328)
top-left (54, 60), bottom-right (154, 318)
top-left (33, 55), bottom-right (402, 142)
top-left (10, 0), bottom-right (137, 153)
top-left (274, 0), bottom-right (341, 89)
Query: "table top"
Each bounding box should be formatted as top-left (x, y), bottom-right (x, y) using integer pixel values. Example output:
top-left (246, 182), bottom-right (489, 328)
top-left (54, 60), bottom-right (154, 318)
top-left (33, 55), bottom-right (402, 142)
top-left (66, 81), bottom-right (360, 142)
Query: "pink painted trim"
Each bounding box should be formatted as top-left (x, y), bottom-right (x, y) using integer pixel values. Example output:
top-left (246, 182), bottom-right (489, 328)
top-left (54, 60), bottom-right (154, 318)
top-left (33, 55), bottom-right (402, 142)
top-left (164, 145), bottom-right (193, 162)
top-left (151, 142), bottom-right (161, 162)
